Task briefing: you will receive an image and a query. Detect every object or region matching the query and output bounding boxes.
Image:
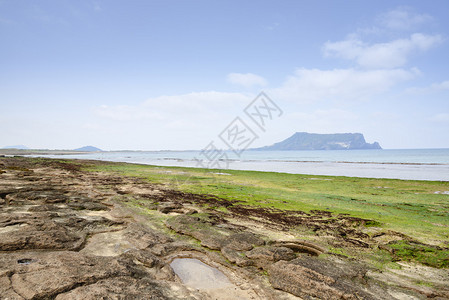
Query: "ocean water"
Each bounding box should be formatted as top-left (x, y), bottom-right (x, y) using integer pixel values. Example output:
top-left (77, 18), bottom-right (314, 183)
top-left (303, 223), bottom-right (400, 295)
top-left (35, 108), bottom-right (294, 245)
top-left (36, 149), bottom-right (449, 181)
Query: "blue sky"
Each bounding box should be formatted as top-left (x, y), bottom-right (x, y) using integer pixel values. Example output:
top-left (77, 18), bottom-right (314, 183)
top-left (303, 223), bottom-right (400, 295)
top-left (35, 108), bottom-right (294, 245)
top-left (1, 0), bottom-right (448, 150)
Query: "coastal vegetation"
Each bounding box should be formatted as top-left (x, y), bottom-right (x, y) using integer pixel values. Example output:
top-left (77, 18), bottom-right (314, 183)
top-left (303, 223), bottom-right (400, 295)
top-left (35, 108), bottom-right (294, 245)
top-left (85, 160), bottom-right (449, 268)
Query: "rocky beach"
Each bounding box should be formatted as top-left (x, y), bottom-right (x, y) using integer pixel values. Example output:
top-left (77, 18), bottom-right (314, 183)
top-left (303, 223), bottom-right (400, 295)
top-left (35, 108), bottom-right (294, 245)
top-left (1, 156), bottom-right (448, 299)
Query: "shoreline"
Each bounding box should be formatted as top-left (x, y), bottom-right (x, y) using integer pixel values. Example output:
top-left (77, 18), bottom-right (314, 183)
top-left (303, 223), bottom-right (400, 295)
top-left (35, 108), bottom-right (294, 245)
top-left (26, 154), bottom-right (449, 182)
top-left (3, 149), bottom-right (449, 182)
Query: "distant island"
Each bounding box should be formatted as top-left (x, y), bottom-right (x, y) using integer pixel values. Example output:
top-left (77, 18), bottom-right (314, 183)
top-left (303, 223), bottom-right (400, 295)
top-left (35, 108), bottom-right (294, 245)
top-left (1, 145), bottom-right (29, 150)
top-left (73, 146), bottom-right (103, 152)
top-left (0, 145), bottom-right (103, 156)
top-left (254, 132), bottom-right (381, 150)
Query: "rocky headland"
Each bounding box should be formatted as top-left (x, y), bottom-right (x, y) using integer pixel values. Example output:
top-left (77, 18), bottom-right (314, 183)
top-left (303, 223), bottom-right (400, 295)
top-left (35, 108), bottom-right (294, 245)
top-left (254, 132), bottom-right (381, 150)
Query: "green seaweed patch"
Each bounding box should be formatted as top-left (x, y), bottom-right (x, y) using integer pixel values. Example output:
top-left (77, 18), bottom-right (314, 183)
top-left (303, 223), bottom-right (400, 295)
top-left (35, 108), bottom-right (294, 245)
top-left (6, 166), bottom-right (31, 172)
top-left (367, 249), bottom-right (401, 270)
top-left (364, 219), bottom-right (382, 227)
top-left (85, 160), bottom-right (449, 246)
top-left (327, 247), bottom-right (349, 257)
top-left (388, 240), bottom-right (449, 268)
top-left (415, 280), bottom-right (434, 287)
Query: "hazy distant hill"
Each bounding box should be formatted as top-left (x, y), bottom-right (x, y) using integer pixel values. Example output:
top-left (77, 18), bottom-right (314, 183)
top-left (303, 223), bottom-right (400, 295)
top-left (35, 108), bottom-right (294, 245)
top-left (254, 132), bottom-right (381, 150)
top-left (1, 145), bottom-right (29, 150)
top-left (73, 146), bottom-right (102, 152)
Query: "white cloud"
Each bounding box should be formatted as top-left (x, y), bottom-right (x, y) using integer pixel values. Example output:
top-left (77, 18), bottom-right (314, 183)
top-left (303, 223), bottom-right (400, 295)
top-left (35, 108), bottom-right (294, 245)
top-left (323, 7), bottom-right (443, 69)
top-left (91, 65), bottom-right (419, 150)
top-left (370, 111), bottom-right (400, 121)
top-left (430, 80), bottom-right (449, 91)
top-left (271, 68), bottom-right (416, 103)
top-left (406, 80), bottom-right (449, 94)
top-left (92, 91), bottom-right (255, 149)
top-left (227, 73), bottom-right (267, 88)
top-left (143, 91), bottom-right (250, 111)
top-left (290, 109), bottom-right (358, 124)
top-left (324, 33), bottom-right (443, 69)
top-left (95, 105), bottom-right (164, 122)
top-left (378, 7), bottom-right (433, 31)
top-left (95, 91), bottom-right (251, 126)
top-left (281, 109), bottom-right (360, 135)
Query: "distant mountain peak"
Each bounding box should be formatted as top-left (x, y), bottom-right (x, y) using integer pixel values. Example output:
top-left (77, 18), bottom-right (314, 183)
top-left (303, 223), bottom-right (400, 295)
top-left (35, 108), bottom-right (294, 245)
top-left (73, 146), bottom-right (102, 152)
top-left (254, 132), bottom-right (381, 150)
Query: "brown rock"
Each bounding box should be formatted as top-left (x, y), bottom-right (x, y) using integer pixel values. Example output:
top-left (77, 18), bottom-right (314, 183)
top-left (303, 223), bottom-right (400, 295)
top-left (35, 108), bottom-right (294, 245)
top-left (268, 257), bottom-right (374, 299)
top-left (124, 249), bottom-right (177, 281)
top-left (221, 247), bottom-right (253, 267)
top-left (271, 240), bottom-right (324, 256)
top-left (67, 199), bottom-right (108, 211)
top-left (0, 222), bottom-right (83, 251)
top-left (246, 246), bottom-right (296, 263)
top-left (55, 276), bottom-right (201, 300)
top-left (224, 232), bottom-right (265, 251)
top-left (0, 273), bottom-right (24, 299)
top-left (157, 202), bottom-right (182, 214)
top-left (165, 215), bottom-right (228, 250)
top-left (4, 252), bottom-right (131, 299)
top-left (150, 242), bottom-right (198, 256)
top-left (124, 223), bottom-right (173, 249)
top-left (124, 249), bottom-right (161, 268)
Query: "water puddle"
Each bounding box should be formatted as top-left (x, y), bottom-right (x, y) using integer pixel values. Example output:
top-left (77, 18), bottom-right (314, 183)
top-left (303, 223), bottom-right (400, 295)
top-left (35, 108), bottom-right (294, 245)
top-left (17, 258), bottom-right (35, 265)
top-left (170, 258), bottom-right (233, 290)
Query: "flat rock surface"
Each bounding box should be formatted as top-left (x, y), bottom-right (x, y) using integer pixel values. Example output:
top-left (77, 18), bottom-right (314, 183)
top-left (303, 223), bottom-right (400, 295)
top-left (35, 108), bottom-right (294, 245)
top-left (1, 157), bottom-right (448, 300)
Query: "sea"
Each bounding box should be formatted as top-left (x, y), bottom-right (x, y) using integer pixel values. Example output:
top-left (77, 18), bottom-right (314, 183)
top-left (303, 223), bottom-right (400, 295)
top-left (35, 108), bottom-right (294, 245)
top-left (35, 148), bottom-right (449, 181)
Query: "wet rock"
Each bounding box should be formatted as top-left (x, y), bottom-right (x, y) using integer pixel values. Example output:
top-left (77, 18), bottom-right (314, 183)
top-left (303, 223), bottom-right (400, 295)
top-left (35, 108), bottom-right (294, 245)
top-left (150, 242), bottom-right (198, 256)
top-left (0, 188), bottom-right (17, 199)
top-left (6, 190), bottom-right (70, 204)
top-left (125, 249), bottom-right (161, 268)
top-left (0, 273), bottom-right (24, 299)
top-left (246, 246), bottom-right (296, 267)
top-left (124, 249), bottom-right (177, 281)
top-left (165, 215), bottom-right (228, 250)
top-left (1, 252), bottom-right (133, 300)
top-left (0, 220), bottom-right (83, 251)
top-left (55, 276), bottom-right (201, 300)
top-left (124, 223), bottom-right (173, 249)
top-left (166, 215), bottom-right (269, 265)
top-left (268, 256), bottom-right (374, 299)
top-left (27, 204), bottom-right (60, 212)
top-left (63, 216), bottom-right (123, 232)
top-left (67, 199), bottom-right (108, 211)
top-left (221, 247), bottom-right (253, 267)
top-left (157, 202), bottom-right (182, 214)
top-left (197, 233), bottom-right (226, 250)
top-left (165, 215), bottom-right (199, 231)
top-left (271, 240), bottom-right (324, 256)
top-left (224, 232), bottom-right (265, 251)
top-left (184, 208), bottom-right (198, 215)
top-left (0, 211), bottom-right (124, 251)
